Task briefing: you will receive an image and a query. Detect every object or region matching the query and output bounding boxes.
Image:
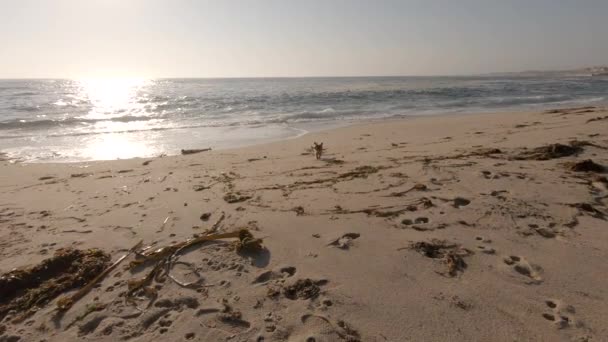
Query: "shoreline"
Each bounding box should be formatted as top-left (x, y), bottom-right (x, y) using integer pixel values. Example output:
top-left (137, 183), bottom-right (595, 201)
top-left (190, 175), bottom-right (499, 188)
top-left (5, 101), bottom-right (607, 165)
top-left (1, 105), bottom-right (608, 341)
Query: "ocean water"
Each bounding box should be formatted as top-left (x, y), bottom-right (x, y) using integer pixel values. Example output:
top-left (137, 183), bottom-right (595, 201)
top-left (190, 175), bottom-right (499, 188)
top-left (0, 76), bottom-right (607, 162)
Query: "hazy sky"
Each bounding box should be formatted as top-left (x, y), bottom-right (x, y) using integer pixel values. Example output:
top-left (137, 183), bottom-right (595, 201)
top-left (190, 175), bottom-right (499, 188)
top-left (1, 0), bottom-right (607, 78)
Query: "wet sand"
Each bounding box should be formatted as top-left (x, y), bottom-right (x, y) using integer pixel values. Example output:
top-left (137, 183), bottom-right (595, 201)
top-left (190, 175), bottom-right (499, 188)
top-left (1, 106), bottom-right (608, 341)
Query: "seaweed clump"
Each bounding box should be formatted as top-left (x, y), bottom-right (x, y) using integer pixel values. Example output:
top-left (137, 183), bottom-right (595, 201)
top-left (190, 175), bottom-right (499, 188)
top-left (409, 240), bottom-right (473, 277)
top-left (566, 159), bottom-right (605, 173)
top-left (0, 248), bottom-right (110, 320)
top-left (283, 279), bottom-right (321, 300)
top-left (512, 143), bottom-right (582, 161)
top-left (223, 192), bottom-right (252, 203)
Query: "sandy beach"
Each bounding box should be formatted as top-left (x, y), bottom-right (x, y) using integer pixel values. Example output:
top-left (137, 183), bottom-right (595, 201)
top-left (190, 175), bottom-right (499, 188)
top-left (1, 106), bottom-right (607, 341)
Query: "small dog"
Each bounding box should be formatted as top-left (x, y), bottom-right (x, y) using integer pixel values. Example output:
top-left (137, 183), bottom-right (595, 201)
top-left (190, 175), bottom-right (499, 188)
top-left (312, 142), bottom-right (323, 160)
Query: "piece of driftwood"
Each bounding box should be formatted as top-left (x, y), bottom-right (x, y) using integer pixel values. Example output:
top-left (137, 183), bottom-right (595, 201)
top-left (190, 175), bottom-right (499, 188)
top-left (181, 148), bottom-right (211, 155)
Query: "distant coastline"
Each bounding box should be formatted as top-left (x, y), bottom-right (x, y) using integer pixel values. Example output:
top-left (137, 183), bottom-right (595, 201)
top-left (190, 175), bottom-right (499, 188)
top-left (481, 65), bottom-right (608, 77)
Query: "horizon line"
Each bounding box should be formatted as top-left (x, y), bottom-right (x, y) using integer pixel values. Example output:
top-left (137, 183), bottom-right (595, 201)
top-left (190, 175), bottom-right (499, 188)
top-left (0, 69), bottom-right (594, 81)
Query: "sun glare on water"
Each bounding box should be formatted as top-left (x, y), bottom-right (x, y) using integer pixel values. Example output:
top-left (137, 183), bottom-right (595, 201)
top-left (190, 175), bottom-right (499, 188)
top-left (74, 77), bottom-right (158, 160)
top-left (77, 77), bottom-right (147, 117)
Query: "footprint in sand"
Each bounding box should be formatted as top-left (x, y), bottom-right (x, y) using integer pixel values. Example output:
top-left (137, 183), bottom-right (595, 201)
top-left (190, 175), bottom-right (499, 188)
top-left (476, 245), bottom-right (496, 255)
top-left (414, 217), bottom-right (429, 224)
top-left (213, 311), bottom-right (251, 333)
top-left (503, 255), bottom-right (543, 284)
top-left (474, 236), bottom-right (495, 254)
top-left (252, 266), bottom-right (297, 285)
top-left (541, 299), bottom-right (578, 329)
top-left (286, 314), bottom-right (361, 342)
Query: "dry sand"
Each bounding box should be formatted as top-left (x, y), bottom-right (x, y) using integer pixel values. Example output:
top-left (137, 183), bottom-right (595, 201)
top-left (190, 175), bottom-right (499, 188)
top-left (1, 106), bottom-right (608, 341)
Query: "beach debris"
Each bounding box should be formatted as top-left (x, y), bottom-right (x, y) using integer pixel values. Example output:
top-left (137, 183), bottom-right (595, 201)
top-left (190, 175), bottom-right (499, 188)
top-left (234, 229), bottom-right (264, 253)
top-left (386, 183), bottom-right (427, 197)
top-left (156, 216), bottom-right (170, 233)
top-left (512, 143), bottom-right (583, 160)
top-left (223, 192), bottom-right (252, 203)
top-left (534, 227), bottom-right (557, 239)
top-left (569, 139), bottom-right (606, 149)
top-left (453, 197), bottom-right (471, 208)
top-left (586, 115), bottom-right (608, 123)
top-left (568, 202), bottom-right (606, 220)
top-left (254, 164), bottom-right (389, 197)
top-left (327, 233), bottom-right (360, 249)
top-left (312, 142), bottom-right (324, 160)
top-left (56, 240), bottom-right (143, 312)
top-left (283, 279), bottom-right (321, 300)
top-left (422, 148), bottom-right (502, 164)
top-left (293, 206), bottom-right (305, 216)
top-left (0, 214), bottom-right (263, 321)
top-left (471, 148), bottom-right (502, 156)
top-left (592, 176), bottom-right (608, 190)
top-left (330, 197), bottom-right (433, 218)
top-left (408, 239), bottom-right (473, 277)
top-left (544, 106), bottom-right (596, 115)
top-left (337, 165), bottom-right (382, 180)
top-left (0, 248), bottom-right (111, 321)
top-left (565, 159), bottom-right (605, 173)
top-left (70, 173), bottom-right (92, 178)
top-left (181, 148), bottom-right (211, 155)
top-left (127, 224), bottom-right (263, 309)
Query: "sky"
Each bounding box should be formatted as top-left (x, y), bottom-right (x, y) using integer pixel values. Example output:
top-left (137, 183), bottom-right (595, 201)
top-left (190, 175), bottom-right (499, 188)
top-left (1, 0), bottom-right (607, 78)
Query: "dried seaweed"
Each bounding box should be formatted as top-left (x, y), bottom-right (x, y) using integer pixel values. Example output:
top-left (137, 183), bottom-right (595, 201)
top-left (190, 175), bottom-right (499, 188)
top-left (421, 148), bottom-right (502, 164)
top-left (130, 230), bottom-right (242, 268)
top-left (56, 240), bottom-right (143, 311)
top-left (586, 115), bottom-right (608, 123)
top-left (512, 143), bottom-right (583, 161)
top-left (283, 279), bottom-right (321, 300)
top-left (337, 165), bottom-right (382, 179)
top-left (565, 159), bottom-right (605, 173)
top-left (0, 215), bottom-right (263, 320)
top-left (0, 248), bottom-right (111, 320)
top-left (410, 240), bottom-right (457, 258)
top-left (544, 106), bottom-right (596, 115)
top-left (127, 227), bottom-right (263, 308)
top-left (386, 183), bottom-right (427, 197)
top-left (329, 198), bottom-right (433, 218)
top-left (409, 239), bottom-right (473, 277)
top-left (223, 193), bottom-right (252, 203)
top-left (568, 202), bottom-right (606, 220)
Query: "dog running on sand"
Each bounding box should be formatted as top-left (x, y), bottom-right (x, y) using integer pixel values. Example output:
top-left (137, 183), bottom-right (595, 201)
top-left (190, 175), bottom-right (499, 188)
top-left (312, 142), bottom-right (323, 160)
